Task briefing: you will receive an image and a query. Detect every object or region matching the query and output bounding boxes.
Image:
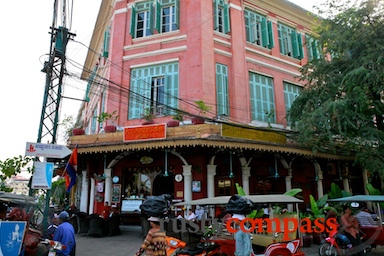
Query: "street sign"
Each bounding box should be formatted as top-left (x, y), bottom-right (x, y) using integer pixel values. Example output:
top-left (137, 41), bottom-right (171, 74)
top-left (25, 142), bottom-right (72, 158)
top-left (31, 162), bottom-right (54, 189)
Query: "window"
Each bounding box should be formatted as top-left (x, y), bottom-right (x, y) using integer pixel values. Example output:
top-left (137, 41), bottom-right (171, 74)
top-left (129, 62), bottom-right (179, 119)
top-left (216, 64), bottom-right (229, 116)
top-left (130, 1), bottom-right (154, 38)
top-left (244, 9), bottom-right (274, 49)
top-left (277, 23), bottom-right (303, 59)
top-left (103, 27), bottom-right (111, 58)
top-left (156, 0), bottom-right (180, 33)
top-left (151, 77), bottom-right (166, 115)
top-left (217, 179), bottom-right (232, 196)
top-left (91, 108), bottom-right (98, 133)
top-left (213, 0), bottom-right (230, 34)
top-left (249, 72), bottom-right (275, 123)
top-left (283, 82), bottom-right (302, 126)
top-left (305, 35), bottom-right (320, 61)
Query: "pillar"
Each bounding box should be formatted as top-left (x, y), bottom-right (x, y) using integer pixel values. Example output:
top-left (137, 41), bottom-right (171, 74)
top-left (313, 161), bottom-right (323, 199)
top-left (104, 168), bottom-right (112, 204)
top-left (80, 171), bottom-right (89, 213)
top-left (89, 177), bottom-right (95, 214)
top-left (241, 167), bottom-right (251, 195)
top-left (207, 165), bottom-right (217, 198)
top-left (183, 165), bottom-right (193, 203)
top-left (343, 178), bottom-right (350, 193)
top-left (285, 169), bottom-right (293, 212)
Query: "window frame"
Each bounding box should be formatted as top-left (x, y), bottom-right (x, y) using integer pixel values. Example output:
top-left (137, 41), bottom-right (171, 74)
top-left (277, 23), bottom-right (303, 59)
top-left (249, 72), bottom-right (276, 123)
top-left (283, 82), bottom-right (302, 126)
top-left (155, 0), bottom-right (180, 33)
top-left (305, 35), bottom-right (320, 61)
top-left (213, 0), bottom-right (230, 34)
top-left (216, 63), bottom-right (229, 116)
top-left (130, 1), bottom-right (154, 39)
top-left (244, 9), bottom-right (274, 49)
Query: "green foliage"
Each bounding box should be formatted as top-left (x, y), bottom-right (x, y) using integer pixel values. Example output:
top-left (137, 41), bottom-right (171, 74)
top-left (95, 110), bottom-right (119, 124)
top-left (195, 100), bottom-right (212, 116)
top-left (0, 156), bottom-right (33, 191)
top-left (288, 0), bottom-right (384, 179)
top-left (142, 107), bottom-right (155, 122)
top-left (51, 179), bottom-right (66, 206)
top-left (328, 183), bottom-right (352, 199)
top-left (366, 183), bottom-right (384, 209)
top-left (60, 114), bottom-right (83, 141)
top-left (172, 109), bottom-right (184, 122)
top-left (284, 188), bottom-right (302, 197)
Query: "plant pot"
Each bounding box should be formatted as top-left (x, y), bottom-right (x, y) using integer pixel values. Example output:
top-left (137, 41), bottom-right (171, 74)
top-left (104, 125), bottom-right (117, 133)
top-left (142, 121), bottom-right (155, 125)
top-left (302, 233), bottom-right (313, 247)
top-left (167, 120), bottom-right (180, 127)
top-left (72, 128), bottom-right (85, 136)
top-left (191, 117), bottom-right (205, 125)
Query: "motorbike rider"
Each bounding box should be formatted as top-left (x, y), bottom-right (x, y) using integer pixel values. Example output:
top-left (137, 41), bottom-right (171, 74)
top-left (53, 211), bottom-right (76, 256)
top-left (340, 205), bottom-right (364, 255)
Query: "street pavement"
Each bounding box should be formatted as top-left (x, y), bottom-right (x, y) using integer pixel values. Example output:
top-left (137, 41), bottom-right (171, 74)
top-left (75, 225), bottom-right (384, 256)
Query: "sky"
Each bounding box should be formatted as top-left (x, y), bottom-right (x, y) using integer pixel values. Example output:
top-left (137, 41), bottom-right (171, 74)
top-left (0, 0), bottom-right (317, 162)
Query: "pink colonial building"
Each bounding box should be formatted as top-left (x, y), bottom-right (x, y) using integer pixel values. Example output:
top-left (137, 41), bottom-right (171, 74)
top-left (69, 0), bottom-right (366, 216)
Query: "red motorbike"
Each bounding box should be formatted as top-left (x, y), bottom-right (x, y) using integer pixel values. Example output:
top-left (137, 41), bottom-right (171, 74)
top-left (318, 228), bottom-right (368, 256)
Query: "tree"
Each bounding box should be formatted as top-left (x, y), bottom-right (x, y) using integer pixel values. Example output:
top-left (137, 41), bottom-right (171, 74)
top-left (289, 0), bottom-right (384, 179)
top-left (0, 156), bottom-right (33, 191)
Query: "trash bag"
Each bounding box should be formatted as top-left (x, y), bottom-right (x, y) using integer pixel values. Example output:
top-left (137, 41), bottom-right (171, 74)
top-left (140, 194), bottom-right (170, 217)
top-left (226, 194), bottom-right (254, 214)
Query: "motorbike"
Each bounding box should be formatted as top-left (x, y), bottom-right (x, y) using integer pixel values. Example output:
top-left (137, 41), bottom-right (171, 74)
top-left (166, 234), bottom-right (221, 256)
top-left (40, 239), bottom-right (67, 256)
top-left (318, 228), bottom-right (368, 256)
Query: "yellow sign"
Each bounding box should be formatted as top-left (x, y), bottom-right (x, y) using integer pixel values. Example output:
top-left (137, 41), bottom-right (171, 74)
top-left (221, 124), bottom-right (286, 144)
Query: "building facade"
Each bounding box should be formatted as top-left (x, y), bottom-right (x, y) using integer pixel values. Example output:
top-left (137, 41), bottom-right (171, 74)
top-left (69, 0), bottom-right (367, 215)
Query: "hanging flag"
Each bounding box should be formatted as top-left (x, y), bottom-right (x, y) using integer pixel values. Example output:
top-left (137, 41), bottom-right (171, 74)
top-left (65, 145), bottom-right (78, 192)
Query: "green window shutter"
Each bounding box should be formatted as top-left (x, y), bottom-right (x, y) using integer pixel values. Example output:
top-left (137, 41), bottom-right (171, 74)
top-left (175, 0), bottom-right (180, 28)
top-left (249, 23), bottom-right (256, 43)
top-left (216, 64), bottom-right (229, 116)
top-left (213, 0), bottom-right (219, 30)
top-left (149, 2), bottom-right (154, 34)
top-left (223, 3), bottom-right (230, 34)
top-left (297, 33), bottom-right (303, 59)
top-left (103, 27), bottom-right (110, 58)
top-left (291, 30), bottom-right (300, 58)
top-left (261, 18), bottom-right (269, 47)
top-left (267, 21), bottom-right (274, 49)
top-left (278, 25), bottom-right (284, 54)
top-left (130, 6), bottom-right (136, 38)
top-left (312, 40), bottom-right (319, 59)
top-left (155, 0), bottom-right (161, 33)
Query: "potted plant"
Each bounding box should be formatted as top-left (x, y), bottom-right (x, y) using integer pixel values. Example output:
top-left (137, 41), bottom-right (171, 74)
top-left (191, 100), bottom-right (212, 125)
top-left (141, 107), bottom-right (155, 125)
top-left (95, 110), bottom-right (119, 133)
top-left (60, 115), bottom-right (84, 139)
top-left (167, 110), bottom-right (184, 127)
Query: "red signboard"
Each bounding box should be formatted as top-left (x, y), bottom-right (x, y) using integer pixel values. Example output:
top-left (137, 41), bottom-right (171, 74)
top-left (123, 124), bottom-right (166, 142)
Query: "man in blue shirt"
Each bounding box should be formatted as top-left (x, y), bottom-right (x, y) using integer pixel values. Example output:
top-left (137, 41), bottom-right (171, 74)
top-left (53, 211), bottom-right (76, 256)
top-left (232, 214), bottom-right (253, 256)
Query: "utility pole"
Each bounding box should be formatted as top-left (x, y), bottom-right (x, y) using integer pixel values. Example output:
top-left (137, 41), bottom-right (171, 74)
top-left (37, 0), bottom-right (75, 229)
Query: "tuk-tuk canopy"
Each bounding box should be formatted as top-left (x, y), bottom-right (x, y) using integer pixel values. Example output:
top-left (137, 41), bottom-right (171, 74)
top-left (328, 195), bottom-right (384, 203)
top-left (174, 194), bottom-right (303, 206)
top-left (0, 192), bottom-right (36, 206)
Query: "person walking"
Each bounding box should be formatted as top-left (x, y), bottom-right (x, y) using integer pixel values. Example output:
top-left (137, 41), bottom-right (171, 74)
top-left (135, 216), bottom-right (166, 256)
top-left (53, 211), bottom-right (76, 256)
top-left (232, 213), bottom-right (253, 256)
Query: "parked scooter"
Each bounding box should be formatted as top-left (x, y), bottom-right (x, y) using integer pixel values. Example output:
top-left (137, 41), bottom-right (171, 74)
top-left (166, 234), bottom-right (221, 256)
top-left (319, 228), bottom-right (368, 256)
top-left (40, 239), bottom-right (67, 256)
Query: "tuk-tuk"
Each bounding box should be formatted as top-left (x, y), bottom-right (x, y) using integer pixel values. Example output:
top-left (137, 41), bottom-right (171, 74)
top-left (0, 192), bottom-right (42, 256)
top-left (175, 194), bottom-right (305, 256)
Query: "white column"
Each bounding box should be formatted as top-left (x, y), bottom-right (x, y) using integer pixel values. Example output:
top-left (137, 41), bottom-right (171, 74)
top-left (80, 171), bottom-right (89, 213)
top-left (104, 168), bottom-right (112, 203)
top-left (343, 178), bottom-right (350, 193)
top-left (207, 165), bottom-right (217, 198)
top-left (241, 167), bottom-right (251, 195)
top-left (285, 170), bottom-right (293, 212)
top-left (183, 165), bottom-right (192, 203)
top-left (89, 178), bottom-right (95, 214)
top-left (313, 161), bottom-right (324, 199)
